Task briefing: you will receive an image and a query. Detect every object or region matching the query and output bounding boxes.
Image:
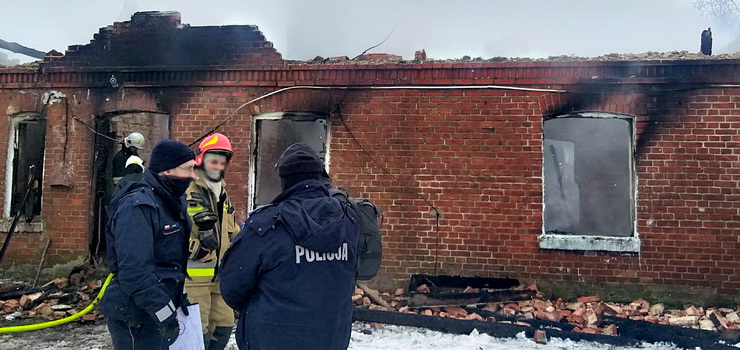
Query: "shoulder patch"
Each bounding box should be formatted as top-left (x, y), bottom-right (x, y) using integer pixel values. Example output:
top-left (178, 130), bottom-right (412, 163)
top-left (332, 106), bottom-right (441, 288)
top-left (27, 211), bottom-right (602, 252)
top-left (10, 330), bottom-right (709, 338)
top-left (244, 208), bottom-right (278, 237)
top-left (248, 203), bottom-right (276, 217)
top-left (127, 188), bottom-right (157, 208)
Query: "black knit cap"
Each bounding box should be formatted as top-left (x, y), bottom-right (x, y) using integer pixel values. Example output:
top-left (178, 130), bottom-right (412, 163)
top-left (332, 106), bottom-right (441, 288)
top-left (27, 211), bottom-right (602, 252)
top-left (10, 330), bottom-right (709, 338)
top-left (148, 139), bottom-right (196, 173)
top-left (275, 142), bottom-right (325, 177)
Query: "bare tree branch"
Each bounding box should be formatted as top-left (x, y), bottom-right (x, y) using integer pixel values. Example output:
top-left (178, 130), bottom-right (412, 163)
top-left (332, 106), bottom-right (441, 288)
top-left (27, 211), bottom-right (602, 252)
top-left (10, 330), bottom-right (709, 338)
top-left (695, 0), bottom-right (740, 28)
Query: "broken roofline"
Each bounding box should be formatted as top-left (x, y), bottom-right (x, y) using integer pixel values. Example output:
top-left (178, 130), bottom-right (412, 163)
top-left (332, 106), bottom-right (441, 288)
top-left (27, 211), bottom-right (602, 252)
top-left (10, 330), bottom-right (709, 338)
top-left (6, 9), bottom-right (740, 82)
top-left (33, 11), bottom-right (281, 71)
top-left (5, 9), bottom-right (739, 68)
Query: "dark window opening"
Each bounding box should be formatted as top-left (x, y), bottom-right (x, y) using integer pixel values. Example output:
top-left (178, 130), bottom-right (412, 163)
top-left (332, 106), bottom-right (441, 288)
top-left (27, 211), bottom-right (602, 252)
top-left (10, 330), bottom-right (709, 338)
top-left (543, 114), bottom-right (635, 237)
top-left (90, 112), bottom-right (170, 260)
top-left (6, 114), bottom-right (46, 221)
top-left (251, 113), bottom-right (328, 209)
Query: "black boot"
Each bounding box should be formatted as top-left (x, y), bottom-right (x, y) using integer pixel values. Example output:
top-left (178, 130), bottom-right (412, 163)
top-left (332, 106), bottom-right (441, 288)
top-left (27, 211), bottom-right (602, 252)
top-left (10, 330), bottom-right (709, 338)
top-left (208, 326), bottom-right (233, 350)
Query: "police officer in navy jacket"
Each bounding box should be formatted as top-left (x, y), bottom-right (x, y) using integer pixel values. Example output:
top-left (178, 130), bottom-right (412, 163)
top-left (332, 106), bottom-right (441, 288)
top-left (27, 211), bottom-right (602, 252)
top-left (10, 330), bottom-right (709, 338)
top-left (220, 142), bottom-right (359, 350)
top-left (102, 139), bottom-right (197, 349)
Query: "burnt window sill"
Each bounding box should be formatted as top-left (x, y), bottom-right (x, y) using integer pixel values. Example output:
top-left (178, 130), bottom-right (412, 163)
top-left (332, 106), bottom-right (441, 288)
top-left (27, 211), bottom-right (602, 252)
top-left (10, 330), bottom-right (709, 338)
top-left (538, 233), bottom-right (640, 253)
top-left (0, 219), bottom-right (45, 233)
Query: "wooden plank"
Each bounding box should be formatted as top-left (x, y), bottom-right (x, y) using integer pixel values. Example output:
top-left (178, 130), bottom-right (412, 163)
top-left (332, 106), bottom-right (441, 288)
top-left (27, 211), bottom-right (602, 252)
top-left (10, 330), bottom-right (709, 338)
top-left (357, 283), bottom-right (396, 311)
top-left (408, 274), bottom-right (520, 293)
top-left (408, 289), bottom-right (536, 308)
top-left (33, 238), bottom-right (52, 287)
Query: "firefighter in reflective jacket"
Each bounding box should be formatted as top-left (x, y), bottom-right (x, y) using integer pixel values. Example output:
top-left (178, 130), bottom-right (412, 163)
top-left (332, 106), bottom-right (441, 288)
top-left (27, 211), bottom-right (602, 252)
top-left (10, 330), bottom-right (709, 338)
top-left (185, 133), bottom-right (241, 350)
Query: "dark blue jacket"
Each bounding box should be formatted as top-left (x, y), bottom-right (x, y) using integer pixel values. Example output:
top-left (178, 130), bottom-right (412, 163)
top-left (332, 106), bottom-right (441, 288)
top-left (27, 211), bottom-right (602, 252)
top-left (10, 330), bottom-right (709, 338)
top-left (220, 179), bottom-right (359, 350)
top-left (101, 171), bottom-right (191, 324)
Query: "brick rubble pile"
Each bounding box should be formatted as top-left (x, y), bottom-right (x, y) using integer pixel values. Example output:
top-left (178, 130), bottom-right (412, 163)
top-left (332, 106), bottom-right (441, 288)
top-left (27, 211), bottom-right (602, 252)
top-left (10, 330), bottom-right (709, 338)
top-left (353, 284), bottom-right (740, 337)
top-left (0, 276), bottom-right (105, 324)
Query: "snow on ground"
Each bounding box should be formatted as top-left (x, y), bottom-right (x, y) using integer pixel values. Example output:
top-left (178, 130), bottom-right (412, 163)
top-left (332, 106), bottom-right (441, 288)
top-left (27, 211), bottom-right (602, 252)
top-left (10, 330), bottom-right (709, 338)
top-left (0, 321), bottom-right (701, 350)
top-left (347, 323), bottom-right (688, 350)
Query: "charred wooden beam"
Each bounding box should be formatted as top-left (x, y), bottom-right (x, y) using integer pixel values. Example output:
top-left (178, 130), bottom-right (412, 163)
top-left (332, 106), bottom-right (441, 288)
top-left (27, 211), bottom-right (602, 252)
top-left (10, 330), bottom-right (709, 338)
top-left (408, 274), bottom-right (520, 293)
top-left (602, 315), bottom-right (740, 349)
top-left (0, 39), bottom-right (45, 59)
top-left (408, 289), bottom-right (536, 308)
top-left (464, 306), bottom-right (578, 332)
top-left (0, 283), bottom-right (29, 295)
top-left (0, 285), bottom-right (56, 300)
top-left (22, 290), bottom-right (80, 311)
top-left (472, 305), bottom-right (738, 349)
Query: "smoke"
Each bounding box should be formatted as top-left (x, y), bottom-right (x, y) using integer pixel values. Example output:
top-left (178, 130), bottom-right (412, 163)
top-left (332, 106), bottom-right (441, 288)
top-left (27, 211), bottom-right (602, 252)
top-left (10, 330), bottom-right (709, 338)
top-left (694, 0), bottom-right (740, 29)
top-left (117, 0), bottom-right (139, 22)
top-left (0, 51), bottom-right (21, 66)
top-left (0, 0), bottom-right (720, 64)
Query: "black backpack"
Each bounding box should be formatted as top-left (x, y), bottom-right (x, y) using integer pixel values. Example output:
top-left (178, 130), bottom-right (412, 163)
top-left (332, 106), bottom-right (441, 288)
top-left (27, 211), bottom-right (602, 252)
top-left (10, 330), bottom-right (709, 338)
top-left (330, 189), bottom-right (383, 281)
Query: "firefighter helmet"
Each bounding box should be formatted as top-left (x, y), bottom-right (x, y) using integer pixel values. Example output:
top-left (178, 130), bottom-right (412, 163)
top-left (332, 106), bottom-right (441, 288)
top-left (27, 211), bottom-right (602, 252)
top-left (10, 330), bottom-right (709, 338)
top-left (124, 132), bottom-right (145, 149)
top-left (125, 155), bottom-right (144, 169)
top-left (195, 133), bottom-right (233, 166)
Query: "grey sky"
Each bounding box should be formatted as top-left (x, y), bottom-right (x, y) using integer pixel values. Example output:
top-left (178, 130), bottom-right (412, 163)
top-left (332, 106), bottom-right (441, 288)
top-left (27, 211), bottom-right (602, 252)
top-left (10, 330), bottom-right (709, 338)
top-left (0, 0), bottom-right (729, 63)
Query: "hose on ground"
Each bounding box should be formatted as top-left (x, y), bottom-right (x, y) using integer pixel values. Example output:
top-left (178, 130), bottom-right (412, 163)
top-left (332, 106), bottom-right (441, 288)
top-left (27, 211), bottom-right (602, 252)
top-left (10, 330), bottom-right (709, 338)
top-left (0, 273), bottom-right (113, 334)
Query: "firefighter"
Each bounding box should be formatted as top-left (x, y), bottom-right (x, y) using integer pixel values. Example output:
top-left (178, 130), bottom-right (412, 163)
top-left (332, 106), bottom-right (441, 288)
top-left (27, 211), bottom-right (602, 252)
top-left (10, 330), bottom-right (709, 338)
top-left (185, 133), bottom-right (240, 350)
top-left (112, 155), bottom-right (145, 196)
top-left (112, 132), bottom-right (146, 186)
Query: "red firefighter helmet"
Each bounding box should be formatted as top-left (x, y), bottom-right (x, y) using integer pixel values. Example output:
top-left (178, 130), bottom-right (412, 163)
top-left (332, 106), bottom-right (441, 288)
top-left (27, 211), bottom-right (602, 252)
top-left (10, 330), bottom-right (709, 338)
top-left (195, 133), bottom-right (233, 166)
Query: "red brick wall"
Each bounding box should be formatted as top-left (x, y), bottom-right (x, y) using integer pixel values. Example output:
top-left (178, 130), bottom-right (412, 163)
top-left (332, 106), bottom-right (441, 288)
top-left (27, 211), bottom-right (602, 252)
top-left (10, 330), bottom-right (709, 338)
top-left (326, 84), bottom-right (738, 295)
top-left (163, 73), bottom-right (738, 295)
top-left (635, 89), bottom-right (739, 295)
top-left (1, 16), bottom-right (738, 296)
top-left (0, 86), bottom-right (96, 266)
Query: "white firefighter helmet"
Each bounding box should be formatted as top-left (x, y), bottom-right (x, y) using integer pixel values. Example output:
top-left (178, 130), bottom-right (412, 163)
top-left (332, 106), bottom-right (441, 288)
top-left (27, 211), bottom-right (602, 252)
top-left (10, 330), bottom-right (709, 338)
top-left (125, 155), bottom-right (144, 168)
top-left (124, 132), bottom-right (145, 149)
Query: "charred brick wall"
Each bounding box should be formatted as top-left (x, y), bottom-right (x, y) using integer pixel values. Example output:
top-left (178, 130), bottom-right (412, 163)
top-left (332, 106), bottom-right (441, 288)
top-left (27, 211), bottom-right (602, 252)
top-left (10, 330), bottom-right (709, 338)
top-left (0, 83), bottom-right (97, 267)
top-left (0, 14), bottom-right (738, 299)
top-left (42, 12), bottom-right (282, 70)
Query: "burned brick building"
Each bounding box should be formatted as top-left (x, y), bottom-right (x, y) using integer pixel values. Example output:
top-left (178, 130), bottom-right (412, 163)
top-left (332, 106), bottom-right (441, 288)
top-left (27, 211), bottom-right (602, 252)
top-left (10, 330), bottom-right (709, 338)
top-left (0, 12), bottom-right (737, 305)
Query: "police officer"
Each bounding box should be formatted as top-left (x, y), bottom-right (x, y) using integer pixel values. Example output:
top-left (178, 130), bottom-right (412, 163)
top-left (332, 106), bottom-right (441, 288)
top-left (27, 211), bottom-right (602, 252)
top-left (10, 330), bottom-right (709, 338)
top-left (185, 133), bottom-right (240, 350)
top-left (220, 142), bottom-right (359, 350)
top-left (112, 132), bottom-right (145, 186)
top-left (102, 139), bottom-right (196, 349)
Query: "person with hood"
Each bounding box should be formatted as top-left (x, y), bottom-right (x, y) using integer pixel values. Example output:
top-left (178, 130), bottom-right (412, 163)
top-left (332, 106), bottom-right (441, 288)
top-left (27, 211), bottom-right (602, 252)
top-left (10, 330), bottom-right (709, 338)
top-left (185, 133), bottom-right (241, 350)
top-left (112, 132), bottom-right (145, 186)
top-left (112, 155), bottom-right (145, 196)
top-left (102, 139), bottom-right (196, 349)
top-left (220, 142), bottom-right (359, 350)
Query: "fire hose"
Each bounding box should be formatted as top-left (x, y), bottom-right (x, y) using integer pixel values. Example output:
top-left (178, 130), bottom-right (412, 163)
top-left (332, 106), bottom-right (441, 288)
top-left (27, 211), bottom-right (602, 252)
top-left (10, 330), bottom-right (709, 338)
top-left (0, 273), bottom-right (113, 334)
top-left (0, 160), bottom-right (114, 334)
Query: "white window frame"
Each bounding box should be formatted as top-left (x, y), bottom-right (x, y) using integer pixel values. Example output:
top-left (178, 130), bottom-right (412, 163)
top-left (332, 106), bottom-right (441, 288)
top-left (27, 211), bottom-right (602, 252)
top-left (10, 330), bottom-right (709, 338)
top-left (538, 112), bottom-right (640, 253)
top-left (4, 112), bottom-right (46, 219)
top-left (248, 112), bottom-right (331, 211)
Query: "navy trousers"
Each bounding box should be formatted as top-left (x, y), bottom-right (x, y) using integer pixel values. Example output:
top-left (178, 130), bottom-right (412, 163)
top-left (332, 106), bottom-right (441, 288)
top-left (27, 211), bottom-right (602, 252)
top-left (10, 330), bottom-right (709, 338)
top-left (107, 317), bottom-right (169, 350)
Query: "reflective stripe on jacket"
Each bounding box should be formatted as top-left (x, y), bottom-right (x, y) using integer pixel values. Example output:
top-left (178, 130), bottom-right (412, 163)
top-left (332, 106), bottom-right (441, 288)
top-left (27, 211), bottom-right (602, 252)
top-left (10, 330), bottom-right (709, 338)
top-left (185, 169), bottom-right (240, 278)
